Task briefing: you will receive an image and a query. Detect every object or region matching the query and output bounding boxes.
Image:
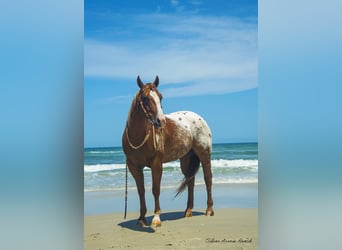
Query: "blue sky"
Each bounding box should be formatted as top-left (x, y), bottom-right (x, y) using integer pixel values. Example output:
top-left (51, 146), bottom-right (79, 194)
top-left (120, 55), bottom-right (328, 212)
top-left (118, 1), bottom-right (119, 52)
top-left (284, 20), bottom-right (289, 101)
top-left (84, 0), bottom-right (258, 147)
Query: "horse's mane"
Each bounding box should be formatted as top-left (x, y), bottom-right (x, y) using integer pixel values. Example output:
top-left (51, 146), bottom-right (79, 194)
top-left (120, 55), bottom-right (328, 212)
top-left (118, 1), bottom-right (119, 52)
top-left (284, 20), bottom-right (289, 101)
top-left (126, 91), bottom-right (140, 128)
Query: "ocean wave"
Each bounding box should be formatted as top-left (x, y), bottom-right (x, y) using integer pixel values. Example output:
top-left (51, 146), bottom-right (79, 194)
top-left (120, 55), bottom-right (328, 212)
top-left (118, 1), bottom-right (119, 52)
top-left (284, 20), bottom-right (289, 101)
top-left (84, 178), bottom-right (258, 192)
top-left (84, 164), bottom-right (126, 173)
top-left (211, 177), bottom-right (258, 184)
top-left (85, 150), bottom-right (123, 154)
top-left (211, 159), bottom-right (257, 168)
top-left (161, 159), bottom-right (258, 169)
top-left (84, 159), bottom-right (258, 173)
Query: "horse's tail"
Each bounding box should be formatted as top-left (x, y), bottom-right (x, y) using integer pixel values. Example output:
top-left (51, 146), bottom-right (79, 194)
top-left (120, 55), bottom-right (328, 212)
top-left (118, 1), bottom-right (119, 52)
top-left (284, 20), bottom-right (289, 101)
top-left (175, 151), bottom-right (200, 198)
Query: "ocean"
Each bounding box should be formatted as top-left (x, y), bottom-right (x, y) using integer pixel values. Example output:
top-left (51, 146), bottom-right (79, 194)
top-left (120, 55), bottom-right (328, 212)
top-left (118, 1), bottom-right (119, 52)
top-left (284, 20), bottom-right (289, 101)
top-left (84, 143), bottom-right (258, 193)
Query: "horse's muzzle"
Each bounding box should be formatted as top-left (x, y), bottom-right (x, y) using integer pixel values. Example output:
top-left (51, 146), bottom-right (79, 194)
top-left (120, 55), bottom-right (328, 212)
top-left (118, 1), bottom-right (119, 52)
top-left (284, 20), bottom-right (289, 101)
top-left (154, 115), bottom-right (166, 128)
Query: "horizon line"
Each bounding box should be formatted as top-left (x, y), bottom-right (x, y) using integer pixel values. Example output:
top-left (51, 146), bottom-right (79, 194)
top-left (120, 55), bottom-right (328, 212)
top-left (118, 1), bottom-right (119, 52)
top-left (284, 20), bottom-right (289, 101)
top-left (84, 140), bottom-right (258, 149)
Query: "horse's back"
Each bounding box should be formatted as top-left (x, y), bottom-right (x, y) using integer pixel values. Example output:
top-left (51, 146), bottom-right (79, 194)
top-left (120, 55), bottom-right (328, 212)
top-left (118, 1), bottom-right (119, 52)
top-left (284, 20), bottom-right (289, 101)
top-left (166, 111), bottom-right (212, 153)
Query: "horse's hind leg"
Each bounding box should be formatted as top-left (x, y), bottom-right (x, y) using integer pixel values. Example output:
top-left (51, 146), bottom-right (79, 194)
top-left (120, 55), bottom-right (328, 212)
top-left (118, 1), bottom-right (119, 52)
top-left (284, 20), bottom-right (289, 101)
top-left (197, 151), bottom-right (214, 216)
top-left (180, 151), bottom-right (200, 217)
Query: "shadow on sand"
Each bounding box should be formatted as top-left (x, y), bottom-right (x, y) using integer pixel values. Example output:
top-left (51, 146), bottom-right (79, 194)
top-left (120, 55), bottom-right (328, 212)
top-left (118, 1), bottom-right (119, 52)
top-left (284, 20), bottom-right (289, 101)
top-left (118, 211), bottom-right (205, 233)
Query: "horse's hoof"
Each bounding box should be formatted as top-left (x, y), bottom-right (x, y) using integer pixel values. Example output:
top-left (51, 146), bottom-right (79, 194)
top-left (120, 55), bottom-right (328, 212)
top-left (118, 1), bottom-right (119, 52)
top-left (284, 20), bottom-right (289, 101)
top-left (137, 219), bottom-right (147, 227)
top-left (205, 209), bottom-right (214, 216)
top-left (151, 213), bottom-right (161, 228)
top-left (151, 220), bottom-right (161, 228)
top-left (184, 209), bottom-right (192, 217)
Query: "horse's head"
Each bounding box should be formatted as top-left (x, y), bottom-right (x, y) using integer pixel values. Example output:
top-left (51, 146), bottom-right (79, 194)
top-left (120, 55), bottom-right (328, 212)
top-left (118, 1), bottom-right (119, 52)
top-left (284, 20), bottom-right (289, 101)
top-left (136, 75), bottom-right (166, 128)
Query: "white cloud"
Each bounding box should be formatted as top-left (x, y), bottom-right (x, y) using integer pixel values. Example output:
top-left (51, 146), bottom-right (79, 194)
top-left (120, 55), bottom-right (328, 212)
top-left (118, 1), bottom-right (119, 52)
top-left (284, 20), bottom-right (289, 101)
top-left (84, 14), bottom-right (257, 97)
top-left (170, 0), bottom-right (179, 7)
top-left (98, 95), bottom-right (132, 104)
top-left (170, 0), bottom-right (184, 12)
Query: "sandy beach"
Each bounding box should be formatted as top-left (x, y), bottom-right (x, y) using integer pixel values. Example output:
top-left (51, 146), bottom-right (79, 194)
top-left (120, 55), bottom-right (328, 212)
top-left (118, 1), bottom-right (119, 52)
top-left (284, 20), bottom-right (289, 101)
top-left (84, 144), bottom-right (258, 249)
top-left (84, 182), bottom-right (257, 249)
top-left (84, 207), bottom-right (257, 249)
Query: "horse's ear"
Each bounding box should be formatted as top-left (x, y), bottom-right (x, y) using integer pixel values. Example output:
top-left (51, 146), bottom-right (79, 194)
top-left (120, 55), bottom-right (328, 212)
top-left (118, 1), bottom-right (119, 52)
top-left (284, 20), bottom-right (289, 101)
top-left (137, 76), bottom-right (144, 89)
top-left (153, 75), bottom-right (159, 87)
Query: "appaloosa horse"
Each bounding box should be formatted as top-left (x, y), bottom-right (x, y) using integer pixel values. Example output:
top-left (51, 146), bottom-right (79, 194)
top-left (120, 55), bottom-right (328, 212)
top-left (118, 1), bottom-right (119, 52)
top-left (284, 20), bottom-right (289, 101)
top-left (122, 76), bottom-right (214, 227)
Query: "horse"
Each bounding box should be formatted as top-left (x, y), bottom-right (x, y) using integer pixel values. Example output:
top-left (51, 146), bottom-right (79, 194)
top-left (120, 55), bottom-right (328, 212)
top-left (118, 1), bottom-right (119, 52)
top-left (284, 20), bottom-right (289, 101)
top-left (122, 76), bottom-right (214, 228)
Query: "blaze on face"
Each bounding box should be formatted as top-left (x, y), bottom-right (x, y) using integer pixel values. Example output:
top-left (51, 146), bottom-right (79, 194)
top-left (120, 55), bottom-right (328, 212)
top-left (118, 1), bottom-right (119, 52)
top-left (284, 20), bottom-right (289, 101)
top-left (137, 76), bottom-right (166, 128)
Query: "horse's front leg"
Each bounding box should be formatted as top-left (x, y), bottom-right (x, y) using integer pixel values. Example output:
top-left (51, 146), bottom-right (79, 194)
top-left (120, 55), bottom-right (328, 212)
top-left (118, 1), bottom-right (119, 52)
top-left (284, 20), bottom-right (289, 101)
top-left (151, 160), bottom-right (163, 227)
top-left (128, 164), bottom-right (147, 227)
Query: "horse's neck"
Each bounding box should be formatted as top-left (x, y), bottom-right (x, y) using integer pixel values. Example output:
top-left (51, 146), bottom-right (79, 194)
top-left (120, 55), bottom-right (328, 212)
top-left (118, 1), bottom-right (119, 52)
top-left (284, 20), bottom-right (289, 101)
top-left (127, 107), bottom-right (150, 139)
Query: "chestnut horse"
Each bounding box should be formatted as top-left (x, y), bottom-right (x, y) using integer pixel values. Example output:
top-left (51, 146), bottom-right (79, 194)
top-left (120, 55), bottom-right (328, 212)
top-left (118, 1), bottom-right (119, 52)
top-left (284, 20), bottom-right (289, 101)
top-left (122, 76), bottom-right (214, 227)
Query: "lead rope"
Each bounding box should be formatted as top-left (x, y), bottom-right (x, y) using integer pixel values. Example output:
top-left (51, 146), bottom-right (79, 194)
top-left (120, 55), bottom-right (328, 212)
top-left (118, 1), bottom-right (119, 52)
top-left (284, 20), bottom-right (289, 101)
top-left (152, 125), bottom-right (156, 149)
top-left (124, 163), bottom-right (128, 219)
top-left (126, 126), bottom-right (151, 150)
